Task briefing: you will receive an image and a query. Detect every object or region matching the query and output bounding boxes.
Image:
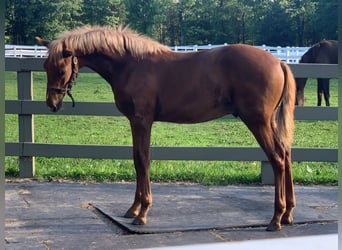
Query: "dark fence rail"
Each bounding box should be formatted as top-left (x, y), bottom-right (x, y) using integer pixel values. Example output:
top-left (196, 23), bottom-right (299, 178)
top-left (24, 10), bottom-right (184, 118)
top-left (5, 58), bottom-right (338, 184)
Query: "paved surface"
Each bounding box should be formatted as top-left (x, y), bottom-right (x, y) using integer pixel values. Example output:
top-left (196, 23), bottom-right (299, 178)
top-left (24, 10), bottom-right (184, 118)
top-left (5, 181), bottom-right (337, 249)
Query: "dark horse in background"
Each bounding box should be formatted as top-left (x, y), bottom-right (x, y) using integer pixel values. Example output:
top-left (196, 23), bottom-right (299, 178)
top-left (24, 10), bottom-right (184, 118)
top-left (295, 40), bottom-right (338, 106)
top-left (37, 25), bottom-right (296, 231)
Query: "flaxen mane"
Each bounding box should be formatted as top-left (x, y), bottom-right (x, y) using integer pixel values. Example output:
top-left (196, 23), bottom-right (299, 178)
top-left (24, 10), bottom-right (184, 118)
top-left (48, 26), bottom-right (172, 63)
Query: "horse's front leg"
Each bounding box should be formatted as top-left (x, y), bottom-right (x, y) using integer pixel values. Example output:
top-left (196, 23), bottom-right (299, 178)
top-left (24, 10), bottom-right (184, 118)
top-left (124, 117), bottom-right (153, 225)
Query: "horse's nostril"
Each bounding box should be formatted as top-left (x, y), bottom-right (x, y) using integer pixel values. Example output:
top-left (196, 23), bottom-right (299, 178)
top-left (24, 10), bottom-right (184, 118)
top-left (46, 97), bottom-right (61, 112)
top-left (47, 101), bottom-right (59, 112)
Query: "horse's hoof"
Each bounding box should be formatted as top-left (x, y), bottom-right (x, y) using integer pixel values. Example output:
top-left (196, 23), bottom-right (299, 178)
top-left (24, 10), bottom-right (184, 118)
top-left (266, 222), bottom-right (281, 231)
top-left (281, 215), bottom-right (294, 225)
top-left (124, 210), bottom-right (138, 218)
top-left (132, 216), bottom-right (146, 225)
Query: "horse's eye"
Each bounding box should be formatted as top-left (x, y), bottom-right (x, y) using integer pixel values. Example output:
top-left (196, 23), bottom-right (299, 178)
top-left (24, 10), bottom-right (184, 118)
top-left (59, 69), bottom-right (66, 75)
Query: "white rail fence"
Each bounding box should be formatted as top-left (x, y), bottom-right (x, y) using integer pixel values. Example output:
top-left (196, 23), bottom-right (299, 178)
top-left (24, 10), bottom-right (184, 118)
top-left (5, 44), bottom-right (309, 63)
top-left (5, 45), bottom-right (48, 58)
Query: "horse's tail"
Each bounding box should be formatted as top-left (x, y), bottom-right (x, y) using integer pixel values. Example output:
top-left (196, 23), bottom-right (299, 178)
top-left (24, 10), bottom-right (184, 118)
top-left (275, 62), bottom-right (296, 149)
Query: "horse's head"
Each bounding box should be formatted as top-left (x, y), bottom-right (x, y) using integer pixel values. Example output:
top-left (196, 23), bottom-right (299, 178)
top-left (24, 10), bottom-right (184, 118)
top-left (36, 37), bottom-right (78, 112)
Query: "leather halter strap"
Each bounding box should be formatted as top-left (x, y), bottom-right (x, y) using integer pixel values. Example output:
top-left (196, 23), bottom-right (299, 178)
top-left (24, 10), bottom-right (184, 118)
top-left (48, 56), bottom-right (78, 107)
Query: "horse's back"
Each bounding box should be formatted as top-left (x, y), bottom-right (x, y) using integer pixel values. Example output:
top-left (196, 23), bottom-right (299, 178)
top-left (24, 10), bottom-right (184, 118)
top-left (319, 40), bottom-right (338, 63)
top-left (301, 40), bottom-right (338, 63)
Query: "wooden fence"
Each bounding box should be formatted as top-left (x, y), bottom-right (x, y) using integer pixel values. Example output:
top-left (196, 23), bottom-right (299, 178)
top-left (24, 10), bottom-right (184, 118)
top-left (4, 58), bottom-right (338, 184)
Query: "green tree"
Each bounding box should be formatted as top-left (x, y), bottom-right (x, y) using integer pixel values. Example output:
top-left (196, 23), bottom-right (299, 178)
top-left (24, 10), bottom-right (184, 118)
top-left (6, 0), bottom-right (43, 44)
top-left (82, 0), bottom-right (126, 26)
top-left (257, 0), bottom-right (294, 46)
top-left (284, 0), bottom-right (318, 46)
top-left (125, 0), bottom-right (157, 35)
top-left (177, 0), bottom-right (196, 44)
top-left (312, 0), bottom-right (338, 43)
top-left (44, 0), bottom-right (84, 39)
top-left (171, 0), bottom-right (256, 45)
top-left (4, 0), bottom-right (339, 46)
top-left (6, 0), bottom-right (83, 44)
top-left (218, 0), bottom-right (255, 44)
top-left (164, 0), bottom-right (181, 45)
top-left (149, 0), bottom-right (171, 43)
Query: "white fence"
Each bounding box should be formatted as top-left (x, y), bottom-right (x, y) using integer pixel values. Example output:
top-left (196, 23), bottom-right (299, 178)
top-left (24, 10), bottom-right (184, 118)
top-left (5, 45), bottom-right (48, 58)
top-left (171, 44), bottom-right (309, 63)
top-left (5, 44), bottom-right (309, 63)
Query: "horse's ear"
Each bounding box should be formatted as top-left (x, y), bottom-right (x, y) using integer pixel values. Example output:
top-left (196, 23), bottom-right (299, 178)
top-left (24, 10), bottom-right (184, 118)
top-left (35, 36), bottom-right (50, 47)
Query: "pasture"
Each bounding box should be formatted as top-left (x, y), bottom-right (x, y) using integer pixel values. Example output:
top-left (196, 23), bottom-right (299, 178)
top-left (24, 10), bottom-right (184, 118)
top-left (5, 72), bottom-right (338, 185)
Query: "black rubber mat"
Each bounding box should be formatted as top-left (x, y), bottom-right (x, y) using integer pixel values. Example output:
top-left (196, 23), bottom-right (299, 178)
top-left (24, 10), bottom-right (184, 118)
top-left (92, 186), bottom-right (337, 234)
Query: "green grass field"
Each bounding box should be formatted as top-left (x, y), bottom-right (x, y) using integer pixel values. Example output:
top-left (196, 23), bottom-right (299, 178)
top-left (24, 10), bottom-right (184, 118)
top-left (5, 72), bottom-right (338, 185)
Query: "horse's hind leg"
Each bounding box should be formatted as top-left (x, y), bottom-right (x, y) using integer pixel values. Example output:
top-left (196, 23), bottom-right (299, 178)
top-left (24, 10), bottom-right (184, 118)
top-left (242, 118), bottom-right (288, 231)
top-left (281, 149), bottom-right (296, 225)
top-left (322, 79), bottom-right (330, 106)
top-left (317, 79), bottom-right (323, 106)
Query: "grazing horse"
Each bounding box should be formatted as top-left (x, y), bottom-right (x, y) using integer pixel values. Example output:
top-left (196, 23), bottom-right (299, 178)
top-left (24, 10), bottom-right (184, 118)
top-left (37, 25), bottom-right (296, 231)
top-left (295, 40), bottom-right (338, 106)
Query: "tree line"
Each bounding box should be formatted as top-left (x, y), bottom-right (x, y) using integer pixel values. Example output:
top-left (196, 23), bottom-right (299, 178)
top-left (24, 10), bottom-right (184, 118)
top-left (5, 0), bottom-right (338, 47)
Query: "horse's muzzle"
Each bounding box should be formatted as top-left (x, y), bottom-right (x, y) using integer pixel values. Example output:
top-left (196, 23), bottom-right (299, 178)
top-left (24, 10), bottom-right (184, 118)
top-left (46, 98), bottom-right (62, 112)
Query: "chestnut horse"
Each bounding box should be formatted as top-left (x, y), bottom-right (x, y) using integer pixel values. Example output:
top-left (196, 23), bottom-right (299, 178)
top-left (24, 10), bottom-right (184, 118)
top-left (37, 26), bottom-right (296, 231)
top-left (295, 40), bottom-right (338, 106)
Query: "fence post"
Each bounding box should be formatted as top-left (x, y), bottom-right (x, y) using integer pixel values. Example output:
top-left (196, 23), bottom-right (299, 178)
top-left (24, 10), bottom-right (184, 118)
top-left (17, 70), bottom-right (35, 177)
top-left (261, 161), bottom-right (274, 184)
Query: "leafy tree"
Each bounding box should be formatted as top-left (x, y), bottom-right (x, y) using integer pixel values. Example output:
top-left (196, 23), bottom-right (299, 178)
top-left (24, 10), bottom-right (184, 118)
top-left (177, 0), bottom-right (197, 45)
top-left (82, 0), bottom-right (126, 26)
top-left (163, 0), bottom-right (181, 45)
top-left (4, 0), bottom-right (338, 46)
top-left (284, 0), bottom-right (318, 46)
top-left (312, 0), bottom-right (338, 43)
top-left (6, 0), bottom-right (83, 44)
top-left (257, 0), bottom-right (295, 46)
top-left (44, 0), bottom-right (84, 39)
top-left (125, 0), bottom-right (157, 35)
top-left (148, 0), bottom-right (171, 43)
top-left (6, 0), bottom-right (43, 44)
top-left (217, 0), bottom-right (255, 44)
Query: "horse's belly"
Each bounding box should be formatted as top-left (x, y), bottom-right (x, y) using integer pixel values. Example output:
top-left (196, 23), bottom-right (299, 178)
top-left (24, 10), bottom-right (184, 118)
top-left (155, 103), bottom-right (234, 124)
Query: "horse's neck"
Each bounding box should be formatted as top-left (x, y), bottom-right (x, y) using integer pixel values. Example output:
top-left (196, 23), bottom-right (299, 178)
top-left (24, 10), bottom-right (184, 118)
top-left (80, 51), bottom-right (179, 87)
top-left (81, 54), bottom-right (124, 83)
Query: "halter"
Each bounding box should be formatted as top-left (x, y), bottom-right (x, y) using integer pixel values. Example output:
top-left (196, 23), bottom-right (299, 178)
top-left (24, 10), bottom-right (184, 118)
top-left (48, 56), bottom-right (78, 107)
